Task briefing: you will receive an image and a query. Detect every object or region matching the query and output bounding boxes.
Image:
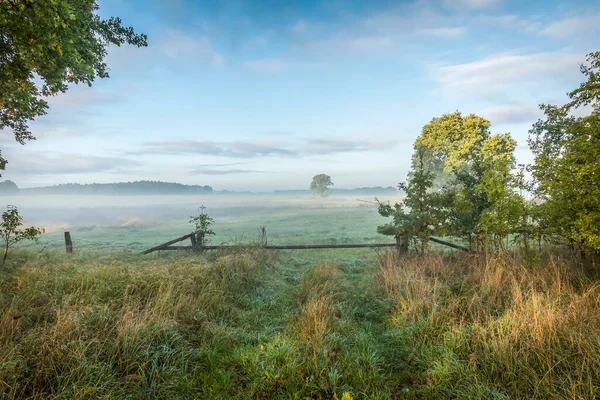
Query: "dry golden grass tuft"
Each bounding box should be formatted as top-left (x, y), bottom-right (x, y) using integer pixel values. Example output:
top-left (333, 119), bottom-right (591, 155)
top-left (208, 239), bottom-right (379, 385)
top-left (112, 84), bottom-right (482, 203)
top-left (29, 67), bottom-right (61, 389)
top-left (297, 262), bottom-right (343, 352)
top-left (298, 295), bottom-right (336, 342)
top-left (376, 251), bottom-right (600, 398)
top-left (300, 262), bottom-right (343, 303)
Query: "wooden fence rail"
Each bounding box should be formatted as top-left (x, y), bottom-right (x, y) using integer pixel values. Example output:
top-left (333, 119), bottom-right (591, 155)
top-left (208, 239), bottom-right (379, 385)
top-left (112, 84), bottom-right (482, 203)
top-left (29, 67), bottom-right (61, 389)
top-left (154, 243), bottom-right (399, 252)
top-left (141, 233), bottom-right (473, 254)
top-left (141, 233), bottom-right (194, 255)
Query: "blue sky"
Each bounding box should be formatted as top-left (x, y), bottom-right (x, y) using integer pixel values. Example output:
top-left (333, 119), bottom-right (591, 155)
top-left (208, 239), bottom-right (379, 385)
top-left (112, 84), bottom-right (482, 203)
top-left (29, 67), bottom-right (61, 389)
top-left (2, 0), bottom-right (599, 191)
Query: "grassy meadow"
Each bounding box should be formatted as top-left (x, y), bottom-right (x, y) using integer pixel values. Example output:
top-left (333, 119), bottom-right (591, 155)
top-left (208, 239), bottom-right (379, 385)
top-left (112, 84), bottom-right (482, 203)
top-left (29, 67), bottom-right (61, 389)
top-left (1, 194), bottom-right (599, 399)
top-left (7, 194), bottom-right (398, 252)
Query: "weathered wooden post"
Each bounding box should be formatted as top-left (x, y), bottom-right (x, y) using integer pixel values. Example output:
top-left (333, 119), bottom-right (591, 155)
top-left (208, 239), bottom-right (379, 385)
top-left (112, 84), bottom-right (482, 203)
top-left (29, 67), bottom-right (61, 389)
top-left (395, 233), bottom-right (409, 254)
top-left (196, 231), bottom-right (205, 252)
top-left (64, 232), bottom-right (73, 253)
top-left (259, 226), bottom-right (267, 247)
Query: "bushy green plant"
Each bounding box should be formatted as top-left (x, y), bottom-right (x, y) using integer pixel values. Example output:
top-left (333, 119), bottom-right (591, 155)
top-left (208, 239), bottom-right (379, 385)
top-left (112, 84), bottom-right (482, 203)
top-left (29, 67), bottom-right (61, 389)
top-left (1, 205), bottom-right (44, 265)
top-left (378, 146), bottom-right (447, 254)
top-left (189, 205), bottom-right (215, 249)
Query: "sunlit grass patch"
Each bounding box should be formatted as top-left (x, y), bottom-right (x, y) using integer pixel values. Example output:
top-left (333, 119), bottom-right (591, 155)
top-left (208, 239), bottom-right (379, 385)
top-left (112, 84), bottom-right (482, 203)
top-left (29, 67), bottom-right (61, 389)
top-left (377, 251), bottom-right (600, 399)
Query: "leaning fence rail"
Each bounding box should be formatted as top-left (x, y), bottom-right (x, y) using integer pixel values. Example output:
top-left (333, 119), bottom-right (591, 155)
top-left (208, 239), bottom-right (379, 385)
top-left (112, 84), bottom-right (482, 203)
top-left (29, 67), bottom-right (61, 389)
top-left (141, 232), bottom-right (473, 254)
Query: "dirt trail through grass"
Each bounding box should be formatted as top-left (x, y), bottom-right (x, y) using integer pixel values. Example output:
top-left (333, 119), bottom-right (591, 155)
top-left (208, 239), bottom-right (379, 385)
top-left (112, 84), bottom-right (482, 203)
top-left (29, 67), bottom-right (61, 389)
top-left (241, 250), bottom-right (413, 399)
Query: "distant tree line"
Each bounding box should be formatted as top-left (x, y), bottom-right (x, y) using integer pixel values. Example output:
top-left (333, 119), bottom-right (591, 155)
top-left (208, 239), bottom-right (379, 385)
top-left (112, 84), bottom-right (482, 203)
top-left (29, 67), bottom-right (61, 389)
top-left (2, 181), bottom-right (214, 195)
top-left (0, 180), bottom-right (399, 197)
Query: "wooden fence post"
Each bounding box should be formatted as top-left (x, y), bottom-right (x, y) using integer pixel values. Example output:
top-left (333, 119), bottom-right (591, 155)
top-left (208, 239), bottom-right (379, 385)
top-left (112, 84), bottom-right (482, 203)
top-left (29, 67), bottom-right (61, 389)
top-left (64, 232), bottom-right (73, 253)
top-left (395, 234), bottom-right (408, 254)
top-left (196, 232), bottom-right (204, 252)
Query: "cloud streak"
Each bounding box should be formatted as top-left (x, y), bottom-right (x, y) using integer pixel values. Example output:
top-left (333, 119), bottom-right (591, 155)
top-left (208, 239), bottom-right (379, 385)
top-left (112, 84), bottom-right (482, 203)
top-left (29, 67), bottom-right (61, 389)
top-left (137, 140), bottom-right (296, 158)
top-left (155, 30), bottom-right (223, 66)
top-left (541, 13), bottom-right (600, 38)
top-left (304, 138), bottom-right (396, 155)
top-left (189, 167), bottom-right (265, 175)
top-left (478, 104), bottom-right (542, 125)
top-left (2, 150), bottom-right (139, 176)
top-left (134, 138), bottom-right (396, 158)
top-left (431, 50), bottom-right (583, 100)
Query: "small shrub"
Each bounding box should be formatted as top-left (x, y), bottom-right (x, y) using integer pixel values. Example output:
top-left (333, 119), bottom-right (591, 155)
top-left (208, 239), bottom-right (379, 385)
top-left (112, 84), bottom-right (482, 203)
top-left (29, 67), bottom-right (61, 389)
top-left (189, 205), bottom-right (215, 249)
top-left (1, 205), bottom-right (44, 265)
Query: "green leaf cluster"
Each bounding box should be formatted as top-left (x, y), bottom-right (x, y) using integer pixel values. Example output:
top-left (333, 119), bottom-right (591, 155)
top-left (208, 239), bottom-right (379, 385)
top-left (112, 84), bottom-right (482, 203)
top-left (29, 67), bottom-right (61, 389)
top-left (528, 51), bottom-right (600, 253)
top-left (379, 112), bottom-right (523, 253)
top-left (0, 0), bottom-right (147, 173)
top-left (189, 205), bottom-right (215, 248)
top-left (1, 205), bottom-right (44, 264)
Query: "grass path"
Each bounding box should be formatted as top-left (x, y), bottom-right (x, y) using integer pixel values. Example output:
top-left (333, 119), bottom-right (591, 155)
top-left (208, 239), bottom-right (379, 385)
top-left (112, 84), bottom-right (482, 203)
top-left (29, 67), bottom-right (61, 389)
top-left (234, 250), bottom-right (414, 399)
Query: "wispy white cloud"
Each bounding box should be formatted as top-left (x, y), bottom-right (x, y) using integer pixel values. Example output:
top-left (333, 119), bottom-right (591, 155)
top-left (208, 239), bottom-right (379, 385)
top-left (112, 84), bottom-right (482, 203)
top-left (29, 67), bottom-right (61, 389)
top-left (304, 138), bottom-right (396, 155)
top-left (480, 14), bottom-right (541, 32)
top-left (297, 34), bottom-right (396, 57)
top-left (134, 138), bottom-right (396, 158)
top-left (541, 13), bottom-right (600, 38)
top-left (155, 30), bottom-right (223, 66)
top-left (478, 104), bottom-right (542, 125)
top-left (242, 58), bottom-right (294, 73)
top-left (190, 167), bottom-right (265, 175)
top-left (444, 0), bottom-right (502, 9)
top-left (2, 150), bottom-right (139, 176)
top-left (432, 50), bottom-right (583, 100)
top-left (136, 140), bottom-right (295, 158)
top-left (416, 27), bottom-right (467, 37)
top-left (45, 86), bottom-right (123, 108)
top-left (285, 3), bottom-right (468, 59)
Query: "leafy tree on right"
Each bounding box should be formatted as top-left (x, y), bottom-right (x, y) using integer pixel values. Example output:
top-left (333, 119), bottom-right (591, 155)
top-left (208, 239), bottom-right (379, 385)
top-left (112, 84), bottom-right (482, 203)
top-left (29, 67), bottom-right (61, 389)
top-left (528, 51), bottom-right (600, 254)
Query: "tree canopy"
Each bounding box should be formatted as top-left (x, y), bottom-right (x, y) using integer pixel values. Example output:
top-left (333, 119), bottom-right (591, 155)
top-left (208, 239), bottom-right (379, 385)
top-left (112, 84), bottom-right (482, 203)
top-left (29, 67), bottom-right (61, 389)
top-left (379, 112), bottom-right (520, 253)
top-left (379, 52), bottom-right (600, 257)
top-left (310, 174), bottom-right (334, 197)
top-left (528, 51), bottom-right (600, 253)
top-left (0, 0), bottom-right (147, 174)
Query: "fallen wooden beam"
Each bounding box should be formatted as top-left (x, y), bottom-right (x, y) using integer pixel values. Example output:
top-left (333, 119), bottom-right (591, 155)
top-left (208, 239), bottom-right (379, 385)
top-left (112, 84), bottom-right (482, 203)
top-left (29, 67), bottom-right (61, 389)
top-left (142, 236), bottom-right (472, 254)
top-left (429, 237), bottom-right (472, 253)
top-left (141, 233), bottom-right (194, 254)
top-left (159, 243), bottom-right (398, 251)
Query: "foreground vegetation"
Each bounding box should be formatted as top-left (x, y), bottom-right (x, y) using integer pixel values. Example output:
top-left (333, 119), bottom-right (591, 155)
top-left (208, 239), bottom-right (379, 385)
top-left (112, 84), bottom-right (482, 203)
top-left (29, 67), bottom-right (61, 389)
top-left (1, 248), bottom-right (598, 399)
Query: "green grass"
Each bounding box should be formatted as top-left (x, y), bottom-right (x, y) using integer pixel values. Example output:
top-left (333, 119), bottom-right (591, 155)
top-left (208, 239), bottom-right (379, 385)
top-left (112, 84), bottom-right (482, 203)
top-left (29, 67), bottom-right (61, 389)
top-left (16, 197), bottom-right (394, 252)
top-left (1, 248), bottom-right (599, 399)
top-left (2, 196), bottom-right (599, 398)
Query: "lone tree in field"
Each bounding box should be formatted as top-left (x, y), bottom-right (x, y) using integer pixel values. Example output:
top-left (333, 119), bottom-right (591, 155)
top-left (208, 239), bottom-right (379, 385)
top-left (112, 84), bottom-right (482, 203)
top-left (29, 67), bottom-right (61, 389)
top-left (0, 0), bottom-right (147, 174)
top-left (310, 174), bottom-right (334, 197)
top-left (1, 206), bottom-right (44, 265)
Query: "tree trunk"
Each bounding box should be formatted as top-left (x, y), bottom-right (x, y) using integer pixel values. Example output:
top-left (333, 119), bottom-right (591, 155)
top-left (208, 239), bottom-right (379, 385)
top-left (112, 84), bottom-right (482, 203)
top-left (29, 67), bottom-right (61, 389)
top-left (2, 243), bottom-right (8, 265)
top-left (395, 234), bottom-right (409, 254)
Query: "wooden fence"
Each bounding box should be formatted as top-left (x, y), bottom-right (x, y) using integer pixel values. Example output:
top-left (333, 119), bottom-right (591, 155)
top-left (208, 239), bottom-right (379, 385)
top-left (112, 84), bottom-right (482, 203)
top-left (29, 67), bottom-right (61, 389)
top-left (140, 232), bottom-right (472, 255)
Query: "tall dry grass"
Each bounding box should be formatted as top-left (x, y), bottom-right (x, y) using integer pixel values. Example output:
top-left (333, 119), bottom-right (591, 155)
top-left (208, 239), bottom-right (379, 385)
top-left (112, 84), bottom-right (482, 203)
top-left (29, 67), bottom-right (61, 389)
top-left (0, 249), bottom-right (269, 399)
top-left (298, 263), bottom-right (342, 343)
top-left (376, 251), bottom-right (600, 398)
